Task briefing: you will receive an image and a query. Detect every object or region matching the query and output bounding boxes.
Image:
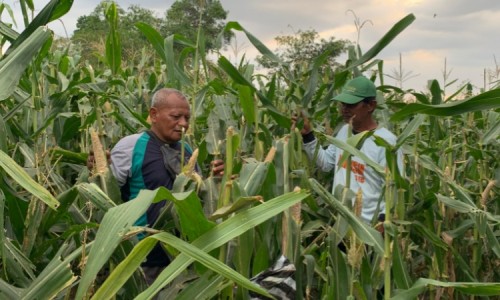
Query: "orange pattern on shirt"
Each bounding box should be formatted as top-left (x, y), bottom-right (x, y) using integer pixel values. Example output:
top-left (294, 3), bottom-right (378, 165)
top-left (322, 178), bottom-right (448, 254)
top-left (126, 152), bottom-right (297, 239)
top-left (340, 154), bottom-right (366, 183)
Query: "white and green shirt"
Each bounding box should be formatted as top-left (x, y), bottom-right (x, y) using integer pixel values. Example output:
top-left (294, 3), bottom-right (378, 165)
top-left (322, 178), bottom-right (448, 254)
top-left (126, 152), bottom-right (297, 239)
top-left (303, 124), bottom-right (403, 224)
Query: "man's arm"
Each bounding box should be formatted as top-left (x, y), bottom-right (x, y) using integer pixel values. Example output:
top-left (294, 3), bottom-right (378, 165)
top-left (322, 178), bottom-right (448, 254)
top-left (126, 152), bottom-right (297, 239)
top-left (292, 113), bottom-right (337, 172)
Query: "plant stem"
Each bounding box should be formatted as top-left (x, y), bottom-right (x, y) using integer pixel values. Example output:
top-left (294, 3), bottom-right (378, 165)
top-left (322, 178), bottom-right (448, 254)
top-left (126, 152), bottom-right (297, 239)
top-left (384, 152), bottom-right (396, 300)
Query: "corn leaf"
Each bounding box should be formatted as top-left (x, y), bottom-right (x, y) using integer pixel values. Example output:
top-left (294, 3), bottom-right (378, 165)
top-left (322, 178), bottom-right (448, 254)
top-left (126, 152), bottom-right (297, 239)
top-left (76, 183), bottom-right (117, 212)
top-left (154, 232), bottom-right (272, 298)
top-left (485, 225), bottom-right (500, 258)
top-left (396, 114), bottom-right (426, 148)
top-left (91, 238), bottom-right (157, 300)
top-left (0, 26), bottom-right (51, 101)
top-left (391, 88), bottom-right (500, 121)
top-left (20, 244), bottom-right (77, 300)
top-left (392, 278), bottom-right (500, 299)
top-left (0, 21), bottom-right (18, 42)
top-left (5, 0), bottom-right (72, 52)
top-left (74, 187), bottom-right (164, 299)
top-left (392, 234), bottom-right (412, 289)
top-left (321, 133), bottom-right (385, 175)
top-left (238, 85), bottom-right (256, 125)
top-left (348, 14), bottom-right (415, 69)
top-left (169, 190), bottom-right (216, 242)
top-left (239, 160), bottom-right (270, 196)
top-left (105, 2), bottom-right (121, 75)
top-left (135, 22), bottom-right (167, 63)
top-left (224, 21), bottom-right (282, 65)
top-left (210, 196), bottom-right (261, 220)
top-left (137, 190), bottom-right (309, 298)
top-left (175, 271), bottom-right (228, 300)
top-left (0, 150), bottom-right (59, 210)
top-left (437, 194), bottom-right (499, 223)
top-left (0, 278), bottom-right (22, 299)
top-left (309, 178), bottom-right (384, 255)
top-left (481, 116), bottom-right (500, 145)
top-left (330, 239), bottom-right (349, 299)
top-left (336, 130), bottom-right (375, 173)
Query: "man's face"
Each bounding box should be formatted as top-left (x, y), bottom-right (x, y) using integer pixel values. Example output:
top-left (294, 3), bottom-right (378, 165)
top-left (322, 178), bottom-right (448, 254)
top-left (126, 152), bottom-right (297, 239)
top-left (339, 100), bottom-right (375, 128)
top-left (150, 94), bottom-right (191, 144)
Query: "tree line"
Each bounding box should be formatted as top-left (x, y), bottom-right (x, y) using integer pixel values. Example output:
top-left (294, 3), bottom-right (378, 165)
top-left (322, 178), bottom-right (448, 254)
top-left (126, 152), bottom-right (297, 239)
top-left (69, 0), bottom-right (350, 73)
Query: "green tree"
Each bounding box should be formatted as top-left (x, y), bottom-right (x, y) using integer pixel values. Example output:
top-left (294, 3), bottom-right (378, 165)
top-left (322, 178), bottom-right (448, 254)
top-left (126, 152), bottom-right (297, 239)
top-left (161, 0), bottom-right (232, 51)
top-left (256, 29), bottom-right (350, 72)
top-left (72, 2), bottom-right (162, 66)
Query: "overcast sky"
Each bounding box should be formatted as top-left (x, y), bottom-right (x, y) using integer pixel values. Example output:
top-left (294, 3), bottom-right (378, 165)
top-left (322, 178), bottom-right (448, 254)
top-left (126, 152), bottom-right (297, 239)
top-left (3, 0), bottom-right (500, 92)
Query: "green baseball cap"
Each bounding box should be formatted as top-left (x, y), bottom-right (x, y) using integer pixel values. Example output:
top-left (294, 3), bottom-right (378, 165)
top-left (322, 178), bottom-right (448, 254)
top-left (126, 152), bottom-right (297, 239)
top-left (333, 76), bottom-right (376, 104)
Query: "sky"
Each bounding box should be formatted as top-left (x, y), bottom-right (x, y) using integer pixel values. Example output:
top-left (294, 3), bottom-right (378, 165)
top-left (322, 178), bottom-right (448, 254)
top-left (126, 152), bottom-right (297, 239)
top-left (3, 0), bottom-right (500, 93)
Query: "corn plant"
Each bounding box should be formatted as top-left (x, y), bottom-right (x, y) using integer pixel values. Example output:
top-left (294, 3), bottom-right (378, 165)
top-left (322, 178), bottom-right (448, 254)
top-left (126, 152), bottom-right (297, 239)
top-left (0, 1), bottom-right (499, 299)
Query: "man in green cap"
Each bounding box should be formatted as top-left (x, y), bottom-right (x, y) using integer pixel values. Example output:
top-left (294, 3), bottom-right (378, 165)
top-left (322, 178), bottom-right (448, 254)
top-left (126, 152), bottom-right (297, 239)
top-left (296, 76), bottom-right (403, 225)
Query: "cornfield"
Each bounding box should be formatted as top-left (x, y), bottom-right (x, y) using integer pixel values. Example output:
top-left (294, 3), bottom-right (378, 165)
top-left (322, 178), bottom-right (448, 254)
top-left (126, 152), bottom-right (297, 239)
top-left (0, 1), bottom-right (499, 299)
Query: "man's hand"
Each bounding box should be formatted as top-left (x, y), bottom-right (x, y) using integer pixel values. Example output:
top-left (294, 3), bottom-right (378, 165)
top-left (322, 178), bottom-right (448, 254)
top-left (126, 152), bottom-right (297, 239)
top-left (291, 111), bottom-right (312, 135)
top-left (210, 159), bottom-right (225, 177)
top-left (86, 150), bottom-right (111, 170)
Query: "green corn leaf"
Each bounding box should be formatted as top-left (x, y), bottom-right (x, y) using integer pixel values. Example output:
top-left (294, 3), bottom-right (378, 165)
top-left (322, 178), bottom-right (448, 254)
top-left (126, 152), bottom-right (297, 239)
top-left (330, 239), bottom-right (349, 299)
top-left (429, 80), bottom-right (442, 105)
top-left (391, 88), bottom-right (500, 121)
top-left (5, 0), bottom-right (72, 53)
top-left (0, 116), bottom-right (8, 153)
top-left (392, 233), bottom-right (412, 289)
top-left (224, 21), bottom-right (282, 65)
top-left (169, 190), bottom-right (216, 242)
top-left (0, 26), bottom-right (51, 101)
top-left (348, 14), bottom-right (415, 69)
top-left (481, 116), bottom-right (500, 145)
top-left (0, 21), bottom-right (18, 42)
top-left (176, 271), bottom-right (228, 300)
top-left (411, 221), bottom-right (448, 250)
top-left (155, 232), bottom-right (272, 298)
top-left (20, 244), bottom-right (77, 300)
top-left (135, 22), bottom-right (167, 63)
top-left (238, 85), bottom-right (256, 125)
top-left (336, 130), bottom-right (375, 172)
top-left (218, 56), bottom-right (256, 90)
top-left (0, 278), bottom-right (23, 299)
top-left (76, 183), bottom-right (117, 212)
top-left (485, 225), bottom-right (500, 258)
top-left (105, 2), bottom-right (121, 75)
top-left (396, 114), bottom-right (426, 148)
top-left (436, 194), bottom-right (476, 214)
top-left (91, 238), bottom-right (157, 300)
top-left (239, 160), bottom-right (271, 196)
top-left (137, 190), bottom-right (308, 298)
top-left (112, 98), bottom-right (150, 129)
top-left (74, 187), bottom-right (162, 299)
top-left (392, 278), bottom-right (500, 299)
top-left (309, 178), bottom-right (384, 255)
top-left (0, 150), bottom-right (59, 210)
top-left (210, 196), bottom-right (262, 220)
top-left (321, 133), bottom-right (385, 175)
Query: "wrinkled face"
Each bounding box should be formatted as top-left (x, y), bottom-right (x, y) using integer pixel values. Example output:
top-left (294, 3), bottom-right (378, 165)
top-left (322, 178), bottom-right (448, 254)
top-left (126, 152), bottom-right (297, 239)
top-left (339, 100), bottom-right (376, 129)
top-left (150, 94), bottom-right (191, 144)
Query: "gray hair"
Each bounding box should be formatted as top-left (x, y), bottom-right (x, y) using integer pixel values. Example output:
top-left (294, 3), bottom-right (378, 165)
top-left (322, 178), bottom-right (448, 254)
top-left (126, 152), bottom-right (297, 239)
top-left (151, 88), bottom-right (188, 108)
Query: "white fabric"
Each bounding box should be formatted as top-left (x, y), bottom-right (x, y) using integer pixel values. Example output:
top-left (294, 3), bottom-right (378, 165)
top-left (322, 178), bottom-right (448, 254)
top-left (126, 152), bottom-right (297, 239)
top-left (303, 124), bottom-right (403, 223)
top-left (109, 133), bottom-right (142, 186)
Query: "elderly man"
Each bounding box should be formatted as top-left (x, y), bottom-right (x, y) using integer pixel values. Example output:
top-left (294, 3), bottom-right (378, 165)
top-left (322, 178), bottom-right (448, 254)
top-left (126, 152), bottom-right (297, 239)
top-left (297, 76), bottom-right (403, 224)
top-left (88, 88), bottom-right (223, 283)
top-left (108, 88), bottom-right (194, 281)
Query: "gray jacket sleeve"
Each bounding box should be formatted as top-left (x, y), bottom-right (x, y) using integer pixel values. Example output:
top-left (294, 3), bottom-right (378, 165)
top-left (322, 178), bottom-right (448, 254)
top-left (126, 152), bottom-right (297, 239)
top-left (110, 134), bottom-right (141, 187)
top-left (303, 138), bottom-right (336, 172)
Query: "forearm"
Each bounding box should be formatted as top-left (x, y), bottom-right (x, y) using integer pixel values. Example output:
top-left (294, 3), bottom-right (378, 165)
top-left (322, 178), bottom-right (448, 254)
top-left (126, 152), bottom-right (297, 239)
top-left (302, 132), bottom-right (335, 172)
